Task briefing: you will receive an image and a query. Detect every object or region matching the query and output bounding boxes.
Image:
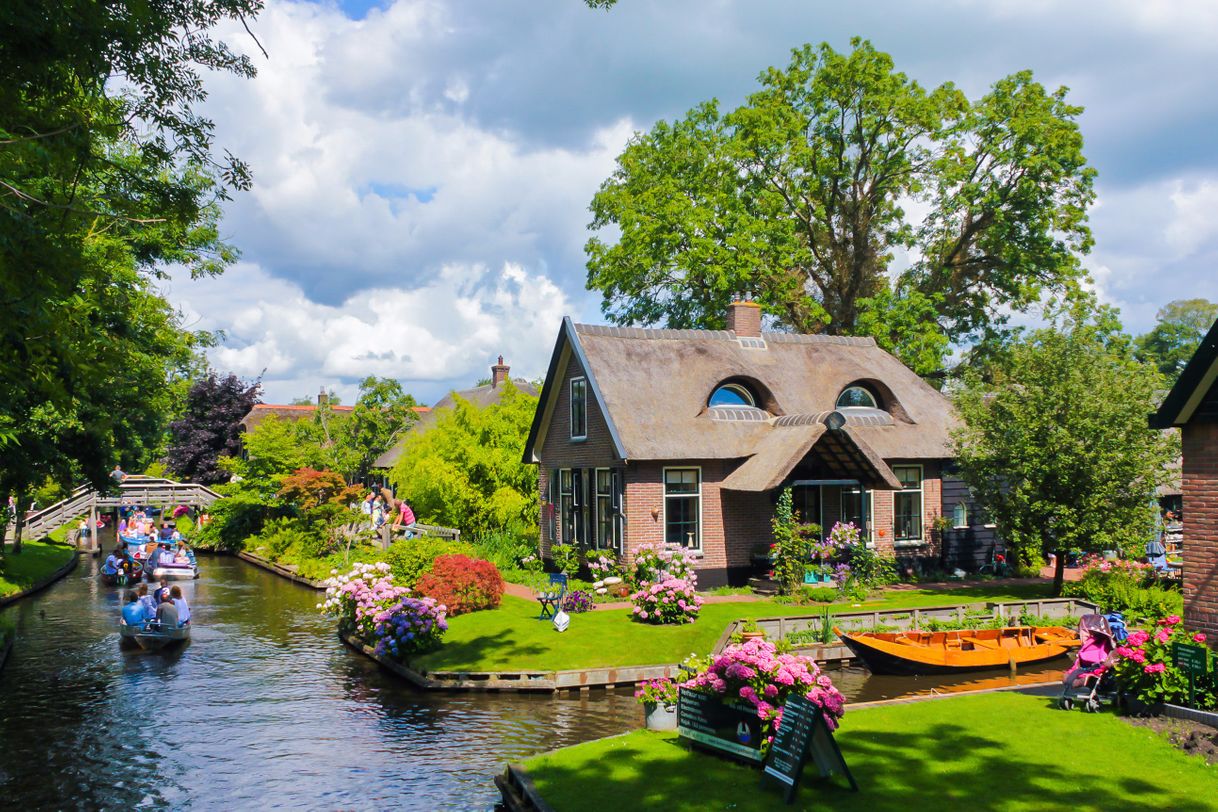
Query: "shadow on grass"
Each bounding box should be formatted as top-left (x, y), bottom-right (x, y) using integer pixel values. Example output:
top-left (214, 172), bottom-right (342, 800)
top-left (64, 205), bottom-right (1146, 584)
top-left (413, 632), bottom-right (548, 673)
top-left (527, 720), bottom-right (1210, 812)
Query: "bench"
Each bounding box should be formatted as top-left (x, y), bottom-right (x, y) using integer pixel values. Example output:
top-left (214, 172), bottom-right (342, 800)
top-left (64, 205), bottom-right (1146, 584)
top-left (537, 573), bottom-right (568, 620)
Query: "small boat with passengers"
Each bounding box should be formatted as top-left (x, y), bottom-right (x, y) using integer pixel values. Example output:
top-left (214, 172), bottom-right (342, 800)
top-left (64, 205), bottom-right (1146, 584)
top-left (835, 625), bottom-right (1080, 676)
top-left (119, 620), bottom-right (191, 652)
top-left (120, 536), bottom-right (200, 580)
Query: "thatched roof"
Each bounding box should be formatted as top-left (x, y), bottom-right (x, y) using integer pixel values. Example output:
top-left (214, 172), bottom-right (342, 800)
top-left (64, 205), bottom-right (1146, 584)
top-left (526, 320), bottom-right (957, 465)
top-left (240, 403), bottom-right (356, 433)
top-left (372, 379), bottom-right (539, 469)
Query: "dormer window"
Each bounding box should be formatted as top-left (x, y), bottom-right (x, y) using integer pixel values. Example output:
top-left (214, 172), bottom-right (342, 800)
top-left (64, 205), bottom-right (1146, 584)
top-left (570, 377), bottom-right (587, 440)
top-left (709, 383), bottom-right (756, 408)
top-left (836, 385), bottom-right (878, 409)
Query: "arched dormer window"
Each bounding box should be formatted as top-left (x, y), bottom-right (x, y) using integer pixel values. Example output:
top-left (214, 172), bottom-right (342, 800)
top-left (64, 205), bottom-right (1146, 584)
top-left (836, 385), bottom-right (878, 410)
top-left (709, 382), bottom-right (756, 408)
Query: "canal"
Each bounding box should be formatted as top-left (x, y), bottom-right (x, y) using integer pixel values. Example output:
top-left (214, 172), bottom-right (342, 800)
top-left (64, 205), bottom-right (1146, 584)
top-left (0, 554), bottom-right (1070, 809)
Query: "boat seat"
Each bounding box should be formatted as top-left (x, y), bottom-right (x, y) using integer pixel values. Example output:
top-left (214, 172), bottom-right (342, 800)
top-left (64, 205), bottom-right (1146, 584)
top-left (962, 637), bottom-right (999, 649)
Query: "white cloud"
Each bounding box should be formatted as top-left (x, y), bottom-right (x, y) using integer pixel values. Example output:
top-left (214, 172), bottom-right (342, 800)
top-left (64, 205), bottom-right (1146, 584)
top-left (167, 260), bottom-right (570, 404)
top-left (1166, 180), bottom-right (1218, 256)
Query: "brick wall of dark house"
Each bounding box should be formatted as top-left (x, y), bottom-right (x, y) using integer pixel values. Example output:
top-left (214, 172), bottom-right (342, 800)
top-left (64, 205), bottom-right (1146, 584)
top-left (1184, 420), bottom-right (1218, 639)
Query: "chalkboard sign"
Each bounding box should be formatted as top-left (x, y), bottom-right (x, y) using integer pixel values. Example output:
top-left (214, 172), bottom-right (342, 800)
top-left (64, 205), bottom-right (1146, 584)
top-left (762, 695), bottom-right (857, 804)
top-left (1173, 642), bottom-right (1209, 677)
top-left (677, 688), bottom-right (764, 763)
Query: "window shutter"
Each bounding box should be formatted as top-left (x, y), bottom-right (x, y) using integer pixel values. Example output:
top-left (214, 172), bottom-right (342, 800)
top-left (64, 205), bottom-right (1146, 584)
top-left (611, 468), bottom-right (624, 552)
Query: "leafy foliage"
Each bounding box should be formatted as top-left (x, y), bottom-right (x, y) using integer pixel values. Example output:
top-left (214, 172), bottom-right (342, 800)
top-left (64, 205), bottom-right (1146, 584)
top-left (385, 538), bottom-right (477, 588)
top-left (1134, 298), bottom-right (1218, 381)
top-left (415, 554), bottom-right (505, 616)
top-left (770, 489), bottom-right (820, 595)
top-left (586, 39), bottom-right (1094, 374)
top-left (389, 381), bottom-right (540, 538)
top-left (953, 298), bottom-right (1177, 594)
top-left (297, 376), bottom-right (419, 482)
top-left (166, 373), bottom-right (262, 484)
top-left (1061, 558), bottom-right (1182, 622)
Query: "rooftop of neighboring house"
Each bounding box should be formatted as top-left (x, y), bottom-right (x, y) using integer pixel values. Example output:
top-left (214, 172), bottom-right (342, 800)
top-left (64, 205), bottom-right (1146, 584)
top-left (239, 391), bottom-right (430, 434)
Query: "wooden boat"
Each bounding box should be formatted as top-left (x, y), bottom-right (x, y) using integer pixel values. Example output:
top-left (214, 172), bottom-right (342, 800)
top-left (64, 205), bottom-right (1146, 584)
top-left (119, 621), bottom-right (191, 652)
top-left (834, 626), bottom-right (1079, 676)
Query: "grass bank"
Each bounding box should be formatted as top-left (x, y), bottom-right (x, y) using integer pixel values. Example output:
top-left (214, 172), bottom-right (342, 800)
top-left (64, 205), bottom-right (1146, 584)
top-left (411, 583), bottom-right (1054, 673)
top-left (0, 539), bottom-right (76, 599)
top-left (523, 693), bottom-right (1215, 812)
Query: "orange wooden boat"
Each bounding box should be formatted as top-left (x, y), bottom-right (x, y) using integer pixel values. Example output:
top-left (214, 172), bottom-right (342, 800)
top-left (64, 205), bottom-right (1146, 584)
top-left (835, 626), bottom-right (1079, 675)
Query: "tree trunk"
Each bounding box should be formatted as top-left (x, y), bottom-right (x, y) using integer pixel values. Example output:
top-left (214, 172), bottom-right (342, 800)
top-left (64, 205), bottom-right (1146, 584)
top-left (12, 496), bottom-right (25, 555)
top-left (1052, 547), bottom-right (1066, 597)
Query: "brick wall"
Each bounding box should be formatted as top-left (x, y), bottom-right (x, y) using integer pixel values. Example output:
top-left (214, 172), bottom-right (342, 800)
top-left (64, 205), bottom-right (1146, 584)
top-left (1183, 421), bottom-right (1218, 639)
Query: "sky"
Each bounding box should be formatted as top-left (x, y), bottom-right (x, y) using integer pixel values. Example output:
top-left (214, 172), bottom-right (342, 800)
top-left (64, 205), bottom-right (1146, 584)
top-left (163, 0), bottom-right (1218, 405)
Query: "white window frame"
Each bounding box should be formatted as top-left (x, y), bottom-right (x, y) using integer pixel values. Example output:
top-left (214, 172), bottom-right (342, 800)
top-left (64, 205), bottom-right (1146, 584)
top-left (662, 466), bottom-right (702, 551)
top-left (558, 468), bottom-right (575, 544)
top-left (892, 464), bottom-right (924, 546)
top-left (952, 500), bottom-right (969, 529)
top-left (569, 377), bottom-right (587, 441)
top-left (594, 467), bottom-right (615, 550)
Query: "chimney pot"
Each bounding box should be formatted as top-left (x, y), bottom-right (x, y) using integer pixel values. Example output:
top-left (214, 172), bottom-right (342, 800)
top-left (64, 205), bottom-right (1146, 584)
top-left (317, 387), bottom-right (329, 406)
top-left (491, 356), bottom-right (510, 389)
top-left (726, 300), bottom-right (762, 338)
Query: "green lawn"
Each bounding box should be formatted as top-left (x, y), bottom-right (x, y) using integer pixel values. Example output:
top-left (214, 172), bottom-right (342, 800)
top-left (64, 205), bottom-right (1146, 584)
top-left (0, 539), bottom-right (76, 599)
top-left (411, 583), bottom-right (1054, 673)
top-left (524, 693), bottom-right (1215, 812)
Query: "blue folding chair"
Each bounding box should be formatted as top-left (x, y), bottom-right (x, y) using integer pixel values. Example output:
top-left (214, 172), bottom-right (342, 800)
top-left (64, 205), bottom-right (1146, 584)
top-left (537, 573), bottom-right (568, 620)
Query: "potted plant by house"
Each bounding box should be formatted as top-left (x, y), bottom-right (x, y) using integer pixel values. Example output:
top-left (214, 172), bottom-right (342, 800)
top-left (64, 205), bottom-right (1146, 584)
top-left (635, 678), bottom-right (680, 730)
top-left (739, 619), bottom-right (766, 643)
top-left (803, 563), bottom-right (834, 585)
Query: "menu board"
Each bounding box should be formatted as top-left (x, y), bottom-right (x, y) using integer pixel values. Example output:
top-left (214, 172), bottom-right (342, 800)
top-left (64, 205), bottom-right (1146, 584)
top-left (762, 695), bottom-right (857, 803)
top-left (676, 688), bottom-right (765, 763)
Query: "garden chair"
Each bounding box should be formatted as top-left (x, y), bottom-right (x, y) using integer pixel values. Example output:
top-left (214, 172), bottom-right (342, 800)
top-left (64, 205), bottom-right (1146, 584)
top-left (537, 573), bottom-right (568, 620)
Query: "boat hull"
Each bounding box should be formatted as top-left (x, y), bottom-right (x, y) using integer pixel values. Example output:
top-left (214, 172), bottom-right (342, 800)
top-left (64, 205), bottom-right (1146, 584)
top-left (836, 626), bottom-right (1079, 676)
top-left (119, 622), bottom-right (190, 652)
top-left (152, 564), bottom-right (198, 581)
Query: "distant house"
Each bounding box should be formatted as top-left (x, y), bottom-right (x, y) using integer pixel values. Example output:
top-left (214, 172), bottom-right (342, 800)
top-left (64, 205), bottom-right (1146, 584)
top-left (1150, 316), bottom-right (1218, 640)
top-left (522, 303), bottom-right (996, 588)
top-left (240, 389), bottom-right (431, 435)
top-left (371, 357), bottom-right (540, 472)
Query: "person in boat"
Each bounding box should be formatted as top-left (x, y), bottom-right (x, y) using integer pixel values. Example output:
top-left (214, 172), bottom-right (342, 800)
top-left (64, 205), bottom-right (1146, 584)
top-left (118, 517), bottom-right (129, 536)
top-left (137, 583), bottom-right (158, 618)
top-left (173, 540), bottom-right (191, 564)
top-left (153, 578), bottom-right (171, 605)
top-left (158, 521), bottom-right (175, 542)
top-left (170, 585), bottom-right (191, 624)
top-left (154, 593), bottom-right (180, 630)
top-left (121, 590), bottom-right (147, 628)
top-left (103, 549), bottom-right (123, 577)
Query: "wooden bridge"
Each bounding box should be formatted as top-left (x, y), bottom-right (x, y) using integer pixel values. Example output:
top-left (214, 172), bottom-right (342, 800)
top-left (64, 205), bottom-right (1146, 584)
top-left (7, 476), bottom-right (221, 547)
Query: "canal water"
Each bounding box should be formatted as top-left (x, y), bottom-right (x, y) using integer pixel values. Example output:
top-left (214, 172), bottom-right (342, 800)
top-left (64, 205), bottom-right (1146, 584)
top-left (0, 554), bottom-right (1070, 809)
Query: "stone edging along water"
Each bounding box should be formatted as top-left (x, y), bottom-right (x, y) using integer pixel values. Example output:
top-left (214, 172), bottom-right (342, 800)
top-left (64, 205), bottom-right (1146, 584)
top-left (0, 547), bottom-right (80, 610)
top-left (236, 551), bottom-right (328, 589)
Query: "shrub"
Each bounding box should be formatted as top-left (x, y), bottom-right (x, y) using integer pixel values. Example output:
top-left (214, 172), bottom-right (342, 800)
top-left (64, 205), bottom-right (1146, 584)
top-left (386, 537), bottom-right (477, 587)
top-left (318, 562), bottom-right (411, 641)
top-left (194, 492), bottom-right (285, 551)
top-left (630, 543), bottom-right (698, 588)
top-left (770, 489), bottom-right (820, 595)
top-left (562, 589), bottom-right (594, 613)
top-left (1114, 615), bottom-right (1216, 710)
top-left (682, 638), bottom-right (847, 753)
top-left (550, 542), bottom-right (581, 575)
top-left (634, 677), bottom-right (679, 706)
top-left (630, 577), bottom-right (702, 624)
top-left (473, 529), bottom-right (537, 571)
top-left (372, 595), bottom-right (448, 661)
top-left (1062, 558), bottom-right (1182, 622)
top-left (415, 554), bottom-right (505, 616)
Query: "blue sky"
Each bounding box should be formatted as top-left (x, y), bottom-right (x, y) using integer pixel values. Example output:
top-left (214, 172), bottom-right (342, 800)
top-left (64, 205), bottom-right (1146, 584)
top-left (166, 0), bottom-right (1218, 405)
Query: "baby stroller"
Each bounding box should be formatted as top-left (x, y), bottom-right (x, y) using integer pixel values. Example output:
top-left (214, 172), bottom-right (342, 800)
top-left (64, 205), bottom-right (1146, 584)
top-left (1058, 614), bottom-right (1118, 713)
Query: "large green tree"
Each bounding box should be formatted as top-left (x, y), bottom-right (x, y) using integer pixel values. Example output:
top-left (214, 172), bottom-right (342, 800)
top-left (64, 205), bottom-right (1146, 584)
top-left (306, 377), bottom-right (420, 483)
top-left (587, 39), bottom-right (1094, 374)
top-left (0, 1), bottom-right (261, 549)
top-left (389, 383), bottom-right (539, 540)
top-left (1135, 298), bottom-right (1218, 382)
top-left (952, 299), bottom-right (1176, 595)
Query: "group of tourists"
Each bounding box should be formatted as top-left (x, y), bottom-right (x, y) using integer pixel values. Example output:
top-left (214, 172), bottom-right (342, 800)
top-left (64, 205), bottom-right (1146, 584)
top-left (120, 580), bottom-right (190, 629)
top-left (361, 489), bottom-right (416, 535)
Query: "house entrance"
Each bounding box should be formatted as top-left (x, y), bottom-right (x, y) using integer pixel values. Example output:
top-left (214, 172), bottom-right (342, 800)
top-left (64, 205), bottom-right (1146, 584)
top-left (789, 480), bottom-right (869, 538)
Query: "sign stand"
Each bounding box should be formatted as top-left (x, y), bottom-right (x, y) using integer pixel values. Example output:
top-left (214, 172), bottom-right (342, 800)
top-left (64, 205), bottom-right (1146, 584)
top-left (761, 694), bottom-right (857, 804)
top-left (1173, 642), bottom-right (1209, 707)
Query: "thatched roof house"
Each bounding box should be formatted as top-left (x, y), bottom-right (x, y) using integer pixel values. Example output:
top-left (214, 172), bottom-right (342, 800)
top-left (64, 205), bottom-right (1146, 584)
top-left (523, 304), bottom-right (995, 587)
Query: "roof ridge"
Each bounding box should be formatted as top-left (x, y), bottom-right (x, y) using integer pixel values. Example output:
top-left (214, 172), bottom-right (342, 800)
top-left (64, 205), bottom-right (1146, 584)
top-left (763, 332), bottom-right (876, 347)
top-left (572, 322), bottom-right (877, 347)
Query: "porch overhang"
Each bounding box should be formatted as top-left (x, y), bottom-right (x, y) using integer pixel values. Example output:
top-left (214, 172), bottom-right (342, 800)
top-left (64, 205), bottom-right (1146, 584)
top-left (720, 422), bottom-right (902, 493)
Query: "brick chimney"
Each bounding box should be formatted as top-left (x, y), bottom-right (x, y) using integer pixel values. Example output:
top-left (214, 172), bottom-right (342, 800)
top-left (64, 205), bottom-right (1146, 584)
top-left (726, 300), bottom-right (762, 338)
top-left (317, 387), bottom-right (329, 406)
top-left (491, 355), bottom-right (510, 389)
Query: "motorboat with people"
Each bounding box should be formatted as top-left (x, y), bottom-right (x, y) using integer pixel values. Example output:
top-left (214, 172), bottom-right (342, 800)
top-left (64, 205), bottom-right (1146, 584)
top-left (99, 549), bottom-right (141, 587)
top-left (119, 621), bottom-right (191, 652)
top-left (118, 584), bottom-right (192, 651)
top-left (835, 625), bottom-right (1080, 676)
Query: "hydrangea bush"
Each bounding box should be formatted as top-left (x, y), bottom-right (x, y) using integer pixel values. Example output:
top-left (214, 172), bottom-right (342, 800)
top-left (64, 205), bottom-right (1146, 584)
top-left (630, 543), bottom-right (698, 588)
top-left (635, 677), bottom-right (679, 707)
top-left (682, 638), bottom-right (847, 752)
top-left (630, 577), bottom-right (703, 624)
top-left (1114, 614), bottom-right (1215, 710)
top-left (372, 595), bottom-right (448, 661)
top-left (319, 562), bottom-right (410, 639)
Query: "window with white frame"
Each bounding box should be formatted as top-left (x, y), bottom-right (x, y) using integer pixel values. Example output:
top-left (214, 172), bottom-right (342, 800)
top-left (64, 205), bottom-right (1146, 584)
top-left (559, 469), bottom-right (575, 543)
top-left (569, 377), bottom-right (587, 440)
top-left (893, 465), bottom-right (923, 543)
top-left (952, 501), bottom-right (969, 529)
top-left (664, 468), bottom-right (700, 549)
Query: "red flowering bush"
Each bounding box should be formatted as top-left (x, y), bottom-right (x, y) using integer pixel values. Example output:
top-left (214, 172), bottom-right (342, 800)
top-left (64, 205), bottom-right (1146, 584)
top-left (415, 554), bottom-right (505, 616)
top-left (1113, 614), bottom-right (1216, 710)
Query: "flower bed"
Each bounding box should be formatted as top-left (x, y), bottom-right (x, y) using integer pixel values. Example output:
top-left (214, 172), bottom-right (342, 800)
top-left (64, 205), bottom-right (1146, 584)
top-left (1114, 614), bottom-right (1215, 711)
top-left (682, 638), bottom-right (846, 752)
top-left (320, 562), bottom-right (448, 661)
top-left (631, 577), bottom-right (702, 624)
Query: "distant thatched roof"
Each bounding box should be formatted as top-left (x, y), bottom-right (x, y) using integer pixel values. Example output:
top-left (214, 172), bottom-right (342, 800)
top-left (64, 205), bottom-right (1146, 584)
top-left (372, 379), bottom-right (539, 469)
top-left (524, 320), bottom-right (957, 468)
top-left (240, 403), bottom-right (431, 435)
